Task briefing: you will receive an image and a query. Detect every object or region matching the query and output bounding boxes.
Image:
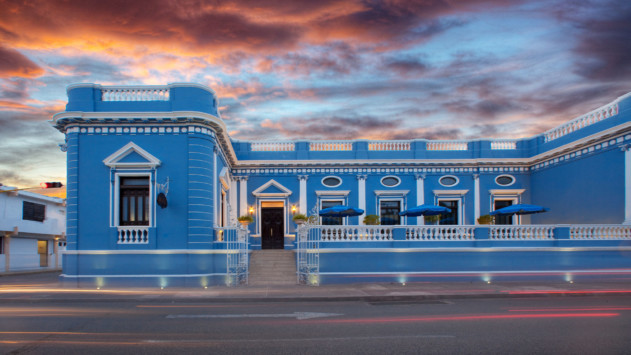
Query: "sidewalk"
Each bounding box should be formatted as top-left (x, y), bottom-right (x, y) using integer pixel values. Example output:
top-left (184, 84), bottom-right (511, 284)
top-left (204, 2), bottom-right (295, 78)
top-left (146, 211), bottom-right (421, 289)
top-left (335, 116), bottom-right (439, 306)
top-left (1, 271), bottom-right (631, 303)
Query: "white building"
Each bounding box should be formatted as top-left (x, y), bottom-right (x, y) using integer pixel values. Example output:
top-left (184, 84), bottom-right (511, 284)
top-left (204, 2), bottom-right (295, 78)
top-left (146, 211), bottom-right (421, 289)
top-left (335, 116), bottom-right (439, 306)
top-left (0, 185), bottom-right (66, 273)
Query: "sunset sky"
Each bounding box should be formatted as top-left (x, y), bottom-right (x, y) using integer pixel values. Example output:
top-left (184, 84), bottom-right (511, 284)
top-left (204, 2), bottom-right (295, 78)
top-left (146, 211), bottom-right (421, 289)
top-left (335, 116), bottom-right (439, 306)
top-left (1, 0), bottom-right (630, 188)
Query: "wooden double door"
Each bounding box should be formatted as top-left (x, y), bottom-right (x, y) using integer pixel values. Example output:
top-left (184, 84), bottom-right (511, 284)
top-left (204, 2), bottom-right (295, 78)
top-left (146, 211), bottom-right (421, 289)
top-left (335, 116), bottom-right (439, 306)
top-left (261, 207), bottom-right (284, 249)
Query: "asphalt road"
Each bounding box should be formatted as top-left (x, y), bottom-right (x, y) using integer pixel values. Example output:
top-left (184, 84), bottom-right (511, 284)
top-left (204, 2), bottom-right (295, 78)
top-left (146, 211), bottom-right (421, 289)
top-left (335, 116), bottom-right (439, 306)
top-left (1, 296), bottom-right (630, 354)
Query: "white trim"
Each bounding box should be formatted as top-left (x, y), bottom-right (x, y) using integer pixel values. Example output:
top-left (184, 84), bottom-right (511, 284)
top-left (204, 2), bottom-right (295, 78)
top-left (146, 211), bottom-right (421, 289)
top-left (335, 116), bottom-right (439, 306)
top-left (489, 189), bottom-right (525, 195)
top-left (377, 198), bottom-right (405, 226)
top-left (252, 179), bottom-right (292, 197)
top-left (436, 197), bottom-right (463, 225)
top-left (357, 177), bottom-right (366, 225)
top-left (474, 175), bottom-right (480, 224)
top-left (432, 189), bottom-right (468, 196)
top-left (380, 175), bottom-right (401, 187)
top-left (316, 190), bottom-right (350, 196)
top-left (495, 174), bottom-right (516, 187)
top-left (374, 190), bottom-right (409, 196)
top-left (299, 177), bottom-right (307, 214)
top-left (103, 142), bottom-right (161, 168)
top-left (321, 176), bottom-right (342, 187)
top-left (219, 167), bottom-right (230, 190)
top-left (416, 175), bottom-right (424, 226)
top-left (438, 175), bottom-right (459, 187)
top-left (625, 148), bottom-right (631, 224)
top-left (491, 197), bottom-right (519, 225)
top-left (112, 172), bottom-right (154, 227)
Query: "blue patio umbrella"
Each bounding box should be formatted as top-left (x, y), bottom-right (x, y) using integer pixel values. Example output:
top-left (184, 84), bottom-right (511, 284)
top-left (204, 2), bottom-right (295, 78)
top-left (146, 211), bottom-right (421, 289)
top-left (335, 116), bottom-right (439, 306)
top-left (399, 204), bottom-right (451, 217)
top-left (489, 204), bottom-right (549, 216)
top-left (319, 205), bottom-right (364, 217)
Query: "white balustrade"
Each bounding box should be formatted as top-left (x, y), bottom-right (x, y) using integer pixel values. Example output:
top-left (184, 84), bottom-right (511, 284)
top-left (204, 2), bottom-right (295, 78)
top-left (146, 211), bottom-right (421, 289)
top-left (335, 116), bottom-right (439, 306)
top-left (489, 225), bottom-right (554, 240)
top-left (544, 103), bottom-right (619, 143)
top-left (117, 226), bottom-right (149, 244)
top-left (321, 226), bottom-right (392, 241)
top-left (426, 141), bottom-right (468, 151)
top-left (491, 140), bottom-right (517, 150)
top-left (570, 225), bottom-right (631, 239)
top-left (309, 142), bottom-right (353, 151)
top-left (101, 87), bottom-right (170, 101)
top-left (368, 141), bottom-right (411, 151)
top-left (250, 142), bottom-right (295, 151)
top-left (405, 226), bottom-right (474, 241)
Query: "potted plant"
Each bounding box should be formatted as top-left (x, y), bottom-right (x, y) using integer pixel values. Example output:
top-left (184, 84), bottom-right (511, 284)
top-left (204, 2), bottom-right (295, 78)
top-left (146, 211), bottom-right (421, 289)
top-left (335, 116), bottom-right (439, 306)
top-left (363, 214), bottom-right (380, 225)
top-left (477, 214), bottom-right (494, 225)
top-left (292, 213), bottom-right (308, 225)
top-left (424, 215), bottom-right (440, 225)
top-left (237, 215), bottom-right (253, 226)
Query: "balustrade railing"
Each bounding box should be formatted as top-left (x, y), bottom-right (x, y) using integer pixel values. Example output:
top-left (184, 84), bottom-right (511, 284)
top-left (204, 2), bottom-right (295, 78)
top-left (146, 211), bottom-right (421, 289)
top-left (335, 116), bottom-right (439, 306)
top-left (321, 226), bottom-right (393, 241)
top-left (368, 141), bottom-right (411, 151)
top-left (101, 87), bottom-right (170, 101)
top-left (543, 103), bottom-right (619, 143)
top-left (489, 225), bottom-right (554, 240)
top-left (491, 140), bottom-right (517, 150)
top-left (309, 141), bottom-right (353, 151)
top-left (427, 141), bottom-right (468, 151)
top-left (570, 225), bottom-right (631, 239)
top-left (250, 142), bottom-right (295, 151)
top-left (117, 226), bottom-right (149, 244)
top-left (406, 226), bottom-right (474, 240)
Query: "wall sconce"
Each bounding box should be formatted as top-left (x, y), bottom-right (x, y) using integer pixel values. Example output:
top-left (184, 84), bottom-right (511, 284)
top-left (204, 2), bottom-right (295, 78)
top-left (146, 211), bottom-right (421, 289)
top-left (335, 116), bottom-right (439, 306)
top-left (249, 206), bottom-right (254, 215)
top-left (291, 205), bottom-right (297, 214)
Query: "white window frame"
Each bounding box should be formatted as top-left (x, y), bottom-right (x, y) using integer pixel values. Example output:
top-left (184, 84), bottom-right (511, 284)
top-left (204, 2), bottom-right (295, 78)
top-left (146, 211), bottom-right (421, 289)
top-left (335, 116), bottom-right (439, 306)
top-left (319, 198), bottom-right (346, 225)
top-left (492, 197), bottom-right (519, 225)
top-left (378, 198), bottom-right (404, 225)
top-left (112, 171), bottom-right (154, 228)
top-left (436, 197), bottom-right (463, 225)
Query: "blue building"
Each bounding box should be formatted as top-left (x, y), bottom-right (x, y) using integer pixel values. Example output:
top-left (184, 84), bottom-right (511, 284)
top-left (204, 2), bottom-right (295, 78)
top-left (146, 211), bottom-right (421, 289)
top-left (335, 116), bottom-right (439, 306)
top-left (51, 83), bottom-right (631, 287)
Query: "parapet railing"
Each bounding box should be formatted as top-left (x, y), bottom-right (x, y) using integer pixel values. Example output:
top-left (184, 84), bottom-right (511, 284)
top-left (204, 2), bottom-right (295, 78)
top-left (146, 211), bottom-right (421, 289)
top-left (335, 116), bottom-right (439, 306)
top-left (406, 226), bottom-right (475, 240)
top-left (117, 226), bottom-right (149, 244)
top-left (543, 102), bottom-right (619, 143)
top-left (489, 225), bottom-right (555, 240)
top-left (427, 141), bottom-right (468, 151)
top-left (250, 142), bottom-right (295, 152)
top-left (490, 140), bottom-right (517, 150)
top-left (368, 141), bottom-right (411, 151)
top-left (321, 225), bottom-right (393, 241)
top-left (101, 86), bottom-right (170, 101)
top-left (570, 224), bottom-right (631, 239)
top-left (309, 141), bottom-right (353, 151)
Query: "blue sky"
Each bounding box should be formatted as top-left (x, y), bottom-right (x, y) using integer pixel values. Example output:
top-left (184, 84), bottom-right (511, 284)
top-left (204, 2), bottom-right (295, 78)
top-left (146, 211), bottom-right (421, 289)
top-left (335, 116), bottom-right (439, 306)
top-left (1, 0), bottom-right (630, 187)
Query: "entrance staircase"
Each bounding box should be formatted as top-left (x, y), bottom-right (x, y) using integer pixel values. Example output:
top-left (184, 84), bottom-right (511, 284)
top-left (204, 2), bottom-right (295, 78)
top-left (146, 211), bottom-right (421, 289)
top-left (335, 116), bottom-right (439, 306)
top-left (248, 250), bottom-right (297, 286)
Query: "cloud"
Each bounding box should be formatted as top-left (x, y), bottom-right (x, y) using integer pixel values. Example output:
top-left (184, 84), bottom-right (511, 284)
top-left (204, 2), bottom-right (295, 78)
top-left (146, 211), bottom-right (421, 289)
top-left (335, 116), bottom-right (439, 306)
top-left (0, 46), bottom-right (44, 78)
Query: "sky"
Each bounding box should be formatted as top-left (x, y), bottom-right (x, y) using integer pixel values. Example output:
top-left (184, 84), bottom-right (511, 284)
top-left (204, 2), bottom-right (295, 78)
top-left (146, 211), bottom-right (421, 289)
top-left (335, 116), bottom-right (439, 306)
top-left (1, 0), bottom-right (630, 189)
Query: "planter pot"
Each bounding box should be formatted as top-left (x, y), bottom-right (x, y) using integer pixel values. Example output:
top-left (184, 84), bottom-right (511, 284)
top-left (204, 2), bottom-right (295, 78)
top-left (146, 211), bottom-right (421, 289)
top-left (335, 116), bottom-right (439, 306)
top-left (294, 219), bottom-right (306, 225)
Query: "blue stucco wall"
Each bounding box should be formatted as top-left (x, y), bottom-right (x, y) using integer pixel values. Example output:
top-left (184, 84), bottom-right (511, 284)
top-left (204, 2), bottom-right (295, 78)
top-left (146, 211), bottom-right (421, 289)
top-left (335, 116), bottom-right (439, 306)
top-left (530, 146), bottom-right (624, 224)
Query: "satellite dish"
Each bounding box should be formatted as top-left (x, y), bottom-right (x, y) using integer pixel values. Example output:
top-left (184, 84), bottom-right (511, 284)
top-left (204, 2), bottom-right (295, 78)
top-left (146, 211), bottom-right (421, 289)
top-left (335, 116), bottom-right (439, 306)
top-left (157, 193), bottom-right (167, 208)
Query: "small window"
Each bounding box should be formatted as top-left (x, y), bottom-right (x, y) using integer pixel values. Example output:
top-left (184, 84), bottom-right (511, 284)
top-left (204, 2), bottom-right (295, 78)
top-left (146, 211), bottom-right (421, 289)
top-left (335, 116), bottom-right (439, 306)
top-left (322, 176), bottom-right (342, 187)
top-left (380, 200), bottom-right (401, 225)
top-left (23, 201), bottom-right (46, 222)
top-left (439, 175), bottom-right (459, 187)
top-left (495, 175), bottom-right (515, 186)
top-left (321, 200), bottom-right (343, 225)
top-left (381, 176), bottom-right (400, 187)
top-left (120, 176), bottom-right (150, 226)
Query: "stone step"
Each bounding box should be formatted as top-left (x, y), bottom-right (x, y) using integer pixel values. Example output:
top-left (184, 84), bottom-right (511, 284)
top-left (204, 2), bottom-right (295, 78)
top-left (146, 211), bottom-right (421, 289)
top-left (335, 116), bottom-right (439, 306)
top-left (248, 250), bottom-right (297, 286)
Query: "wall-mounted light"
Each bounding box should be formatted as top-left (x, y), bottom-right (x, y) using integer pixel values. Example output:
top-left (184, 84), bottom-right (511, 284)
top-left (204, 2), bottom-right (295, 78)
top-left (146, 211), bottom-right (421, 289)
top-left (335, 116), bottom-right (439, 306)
top-left (249, 206), bottom-right (254, 215)
top-left (291, 205), bottom-right (297, 214)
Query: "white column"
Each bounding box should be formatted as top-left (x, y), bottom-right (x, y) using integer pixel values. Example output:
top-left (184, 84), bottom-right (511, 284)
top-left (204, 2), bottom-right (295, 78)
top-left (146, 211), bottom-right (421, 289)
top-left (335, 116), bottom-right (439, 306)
top-left (239, 177), bottom-right (248, 217)
top-left (415, 174), bottom-right (425, 225)
top-left (53, 237), bottom-right (59, 269)
top-left (357, 175), bottom-right (367, 225)
top-left (3, 233), bottom-right (10, 272)
top-left (230, 177), bottom-right (238, 225)
top-left (624, 146), bottom-right (631, 224)
top-left (474, 174), bottom-right (480, 225)
top-left (298, 175), bottom-right (308, 214)
top-left (213, 148), bottom-right (218, 227)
